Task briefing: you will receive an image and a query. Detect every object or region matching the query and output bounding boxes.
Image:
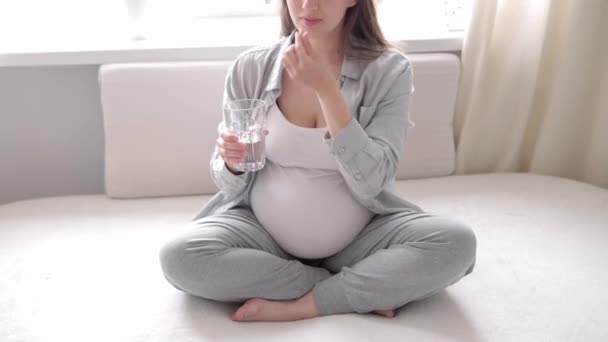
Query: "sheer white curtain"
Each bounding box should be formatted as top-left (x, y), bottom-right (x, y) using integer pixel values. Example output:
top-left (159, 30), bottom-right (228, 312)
top-left (453, 0), bottom-right (608, 188)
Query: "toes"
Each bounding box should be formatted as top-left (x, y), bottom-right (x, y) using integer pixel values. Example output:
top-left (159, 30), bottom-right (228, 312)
top-left (232, 300), bottom-right (261, 321)
top-left (373, 309), bottom-right (398, 318)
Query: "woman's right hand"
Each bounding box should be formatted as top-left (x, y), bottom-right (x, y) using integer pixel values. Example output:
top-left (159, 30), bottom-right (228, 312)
top-left (217, 129), bottom-right (269, 174)
top-left (217, 130), bottom-right (247, 174)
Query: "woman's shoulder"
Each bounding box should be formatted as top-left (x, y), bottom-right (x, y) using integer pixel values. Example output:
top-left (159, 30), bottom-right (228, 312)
top-left (229, 36), bottom-right (287, 70)
top-left (362, 48), bottom-right (413, 79)
top-left (354, 48), bottom-right (414, 103)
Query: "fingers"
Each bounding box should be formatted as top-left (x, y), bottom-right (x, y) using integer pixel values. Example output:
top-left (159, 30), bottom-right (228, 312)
top-left (220, 130), bottom-right (238, 142)
top-left (218, 129), bottom-right (270, 164)
top-left (285, 45), bottom-right (298, 67)
top-left (221, 151), bottom-right (245, 165)
top-left (300, 31), bottom-right (313, 56)
top-left (283, 62), bottom-right (294, 79)
top-left (295, 31), bottom-right (310, 59)
top-left (218, 132), bottom-right (246, 163)
top-left (282, 50), bottom-right (296, 79)
top-left (283, 31), bottom-right (314, 80)
top-left (294, 32), bottom-right (308, 62)
top-left (218, 145), bottom-right (245, 160)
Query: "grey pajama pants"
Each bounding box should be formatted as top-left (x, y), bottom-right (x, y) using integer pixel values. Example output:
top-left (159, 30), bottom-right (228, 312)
top-left (159, 206), bottom-right (477, 316)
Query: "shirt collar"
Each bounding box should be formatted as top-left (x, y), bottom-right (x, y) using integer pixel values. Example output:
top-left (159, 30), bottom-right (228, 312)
top-left (265, 30), bottom-right (364, 92)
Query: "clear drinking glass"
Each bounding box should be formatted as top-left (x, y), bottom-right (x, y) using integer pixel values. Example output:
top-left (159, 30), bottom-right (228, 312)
top-left (223, 99), bottom-right (268, 172)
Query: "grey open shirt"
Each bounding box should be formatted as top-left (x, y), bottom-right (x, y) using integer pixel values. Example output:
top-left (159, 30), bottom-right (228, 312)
top-left (192, 31), bottom-right (422, 221)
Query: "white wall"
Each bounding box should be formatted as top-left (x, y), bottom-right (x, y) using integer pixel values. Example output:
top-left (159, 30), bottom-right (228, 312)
top-left (0, 65), bottom-right (105, 205)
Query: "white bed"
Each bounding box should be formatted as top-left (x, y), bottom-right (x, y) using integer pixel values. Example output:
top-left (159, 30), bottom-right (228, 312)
top-left (1, 53), bottom-right (606, 342)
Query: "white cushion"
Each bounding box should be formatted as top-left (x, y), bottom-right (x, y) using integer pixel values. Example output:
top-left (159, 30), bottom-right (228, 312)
top-left (397, 53), bottom-right (460, 179)
top-left (99, 54), bottom-right (460, 198)
top-left (99, 61), bottom-right (230, 198)
top-left (1, 173), bottom-right (606, 341)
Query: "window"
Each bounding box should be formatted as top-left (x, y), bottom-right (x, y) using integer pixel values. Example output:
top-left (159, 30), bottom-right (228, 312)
top-left (375, 0), bottom-right (473, 39)
top-left (143, 0), bottom-right (278, 20)
top-left (142, 0), bottom-right (472, 33)
top-left (0, 0), bottom-right (472, 52)
top-left (443, 0), bottom-right (473, 32)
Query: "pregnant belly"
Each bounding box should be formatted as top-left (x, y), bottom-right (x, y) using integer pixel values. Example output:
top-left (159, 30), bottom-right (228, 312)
top-left (250, 162), bottom-right (374, 259)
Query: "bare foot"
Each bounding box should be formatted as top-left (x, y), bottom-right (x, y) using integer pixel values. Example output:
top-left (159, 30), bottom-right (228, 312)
top-left (230, 293), bottom-right (397, 321)
top-left (372, 309), bottom-right (398, 318)
top-left (231, 296), bottom-right (319, 322)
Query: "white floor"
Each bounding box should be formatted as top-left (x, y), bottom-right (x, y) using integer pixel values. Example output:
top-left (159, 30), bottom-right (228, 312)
top-left (1, 173), bottom-right (607, 342)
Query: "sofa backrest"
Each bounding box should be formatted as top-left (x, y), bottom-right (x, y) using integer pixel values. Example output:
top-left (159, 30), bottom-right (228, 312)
top-left (98, 53), bottom-right (460, 198)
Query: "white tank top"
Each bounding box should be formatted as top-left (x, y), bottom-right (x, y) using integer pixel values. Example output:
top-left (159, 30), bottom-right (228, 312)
top-left (250, 102), bottom-right (374, 259)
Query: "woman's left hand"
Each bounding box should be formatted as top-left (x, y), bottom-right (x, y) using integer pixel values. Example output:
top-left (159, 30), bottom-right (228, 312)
top-left (282, 31), bottom-right (336, 92)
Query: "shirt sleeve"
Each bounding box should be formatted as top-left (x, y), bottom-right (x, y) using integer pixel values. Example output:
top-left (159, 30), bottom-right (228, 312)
top-left (323, 60), bottom-right (415, 200)
top-left (209, 53), bottom-right (255, 193)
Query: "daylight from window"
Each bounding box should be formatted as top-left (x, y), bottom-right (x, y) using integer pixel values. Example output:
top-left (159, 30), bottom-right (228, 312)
top-left (0, 0), bottom-right (472, 49)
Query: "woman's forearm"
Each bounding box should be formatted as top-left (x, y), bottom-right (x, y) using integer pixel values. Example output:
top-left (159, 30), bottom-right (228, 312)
top-left (315, 80), bottom-right (353, 138)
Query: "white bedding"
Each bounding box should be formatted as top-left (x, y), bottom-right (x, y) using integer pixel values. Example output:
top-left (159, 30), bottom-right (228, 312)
top-left (1, 172), bottom-right (607, 342)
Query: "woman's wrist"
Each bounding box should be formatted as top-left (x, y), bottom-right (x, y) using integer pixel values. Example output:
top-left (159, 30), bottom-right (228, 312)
top-left (225, 162), bottom-right (245, 175)
top-left (314, 74), bottom-right (340, 97)
top-left (315, 79), bottom-right (353, 138)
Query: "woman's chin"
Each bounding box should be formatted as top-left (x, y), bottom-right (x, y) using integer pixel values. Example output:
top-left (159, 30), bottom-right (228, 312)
top-left (300, 30), bottom-right (326, 43)
top-left (296, 27), bottom-right (321, 36)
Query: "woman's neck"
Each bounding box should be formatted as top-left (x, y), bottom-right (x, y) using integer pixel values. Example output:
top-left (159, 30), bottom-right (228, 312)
top-left (305, 29), bottom-right (346, 65)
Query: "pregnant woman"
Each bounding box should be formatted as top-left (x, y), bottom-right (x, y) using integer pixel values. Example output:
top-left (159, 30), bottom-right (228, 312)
top-left (160, 0), bottom-right (477, 322)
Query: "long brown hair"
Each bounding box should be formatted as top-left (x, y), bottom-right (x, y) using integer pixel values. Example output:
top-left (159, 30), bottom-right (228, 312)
top-left (279, 0), bottom-right (395, 60)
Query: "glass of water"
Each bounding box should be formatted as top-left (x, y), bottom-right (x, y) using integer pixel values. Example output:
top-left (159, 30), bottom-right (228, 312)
top-left (223, 99), bottom-right (268, 172)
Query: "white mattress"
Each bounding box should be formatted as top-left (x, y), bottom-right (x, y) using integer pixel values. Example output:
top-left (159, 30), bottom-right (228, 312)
top-left (1, 173), bottom-right (607, 342)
